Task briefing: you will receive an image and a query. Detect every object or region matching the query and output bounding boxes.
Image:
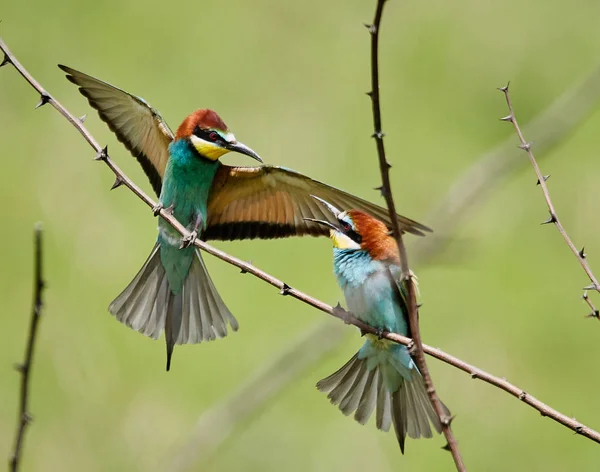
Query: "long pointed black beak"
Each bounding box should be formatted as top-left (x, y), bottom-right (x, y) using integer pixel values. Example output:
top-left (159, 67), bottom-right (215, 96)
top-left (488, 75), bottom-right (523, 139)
top-left (227, 140), bottom-right (263, 163)
top-left (303, 217), bottom-right (340, 232)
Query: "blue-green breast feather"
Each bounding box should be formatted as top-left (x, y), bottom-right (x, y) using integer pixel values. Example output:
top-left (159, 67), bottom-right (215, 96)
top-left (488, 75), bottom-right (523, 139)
top-left (158, 139), bottom-right (220, 293)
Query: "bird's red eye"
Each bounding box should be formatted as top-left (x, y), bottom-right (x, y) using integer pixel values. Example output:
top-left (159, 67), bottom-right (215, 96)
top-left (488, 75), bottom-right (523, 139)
top-left (209, 132), bottom-right (218, 142)
top-left (341, 221), bottom-right (351, 232)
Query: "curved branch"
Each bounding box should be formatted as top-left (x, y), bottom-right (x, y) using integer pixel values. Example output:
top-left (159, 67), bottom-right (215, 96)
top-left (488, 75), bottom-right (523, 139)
top-left (1, 36), bottom-right (600, 454)
top-left (365, 1), bottom-right (465, 468)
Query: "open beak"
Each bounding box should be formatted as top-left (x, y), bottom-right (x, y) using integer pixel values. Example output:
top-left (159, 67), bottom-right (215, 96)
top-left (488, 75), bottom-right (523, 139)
top-left (310, 195), bottom-right (342, 218)
top-left (303, 217), bottom-right (340, 232)
top-left (303, 196), bottom-right (344, 231)
top-left (227, 141), bottom-right (263, 163)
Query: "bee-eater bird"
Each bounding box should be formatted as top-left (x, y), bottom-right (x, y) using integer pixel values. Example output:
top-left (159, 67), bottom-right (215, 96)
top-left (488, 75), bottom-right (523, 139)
top-left (59, 65), bottom-right (432, 371)
top-left (306, 197), bottom-right (447, 453)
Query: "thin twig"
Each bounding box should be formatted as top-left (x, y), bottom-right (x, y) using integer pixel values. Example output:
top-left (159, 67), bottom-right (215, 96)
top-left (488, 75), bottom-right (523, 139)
top-left (164, 322), bottom-right (346, 472)
top-left (413, 62), bottom-right (600, 268)
top-left (582, 291), bottom-right (599, 320)
top-left (9, 223), bottom-right (44, 472)
top-left (365, 1), bottom-right (465, 468)
top-left (499, 85), bottom-right (600, 297)
top-left (2, 35), bottom-right (600, 451)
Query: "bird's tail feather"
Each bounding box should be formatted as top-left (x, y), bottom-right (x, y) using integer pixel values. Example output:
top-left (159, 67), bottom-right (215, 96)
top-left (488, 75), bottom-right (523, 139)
top-left (316, 347), bottom-right (446, 453)
top-left (109, 244), bottom-right (238, 370)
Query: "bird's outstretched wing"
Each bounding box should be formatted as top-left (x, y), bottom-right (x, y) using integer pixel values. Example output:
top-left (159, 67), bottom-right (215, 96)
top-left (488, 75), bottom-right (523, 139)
top-left (59, 65), bottom-right (174, 196)
top-left (204, 165), bottom-right (432, 240)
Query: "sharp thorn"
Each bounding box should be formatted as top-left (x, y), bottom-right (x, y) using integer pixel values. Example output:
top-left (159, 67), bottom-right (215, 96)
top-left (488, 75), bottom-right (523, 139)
top-left (34, 93), bottom-right (50, 109)
top-left (366, 91), bottom-right (374, 97)
top-left (364, 23), bottom-right (377, 34)
top-left (110, 176), bottom-right (124, 190)
top-left (579, 247), bottom-right (586, 259)
top-left (0, 53), bottom-right (10, 67)
top-left (536, 175), bottom-right (550, 185)
top-left (13, 363), bottom-right (25, 373)
top-left (78, 114), bottom-right (87, 123)
top-left (94, 145), bottom-right (108, 161)
top-left (332, 302), bottom-right (352, 325)
top-left (279, 283), bottom-right (291, 296)
top-left (582, 291), bottom-right (589, 300)
top-left (240, 260), bottom-right (252, 274)
top-left (385, 161), bottom-right (392, 169)
top-left (441, 443), bottom-right (451, 452)
top-left (497, 82), bottom-right (510, 92)
top-left (500, 114), bottom-right (513, 122)
top-left (371, 131), bottom-right (386, 139)
top-left (152, 202), bottom-right (163, 217)
top-left (583, 284), bottom-right (597, 291)
top-left (519, 142), bottom-right (532, 152)
top-left (541, 213), bottom-right (557, 225)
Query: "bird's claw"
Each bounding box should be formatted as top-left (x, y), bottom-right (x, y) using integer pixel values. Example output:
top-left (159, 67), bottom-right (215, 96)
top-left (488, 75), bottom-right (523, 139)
top-left (407, 340), bottom-right (417, 355)
top-left (376, 328), bottom-right (385, 340)
top-left (179, 230), bottom-right (198, 249)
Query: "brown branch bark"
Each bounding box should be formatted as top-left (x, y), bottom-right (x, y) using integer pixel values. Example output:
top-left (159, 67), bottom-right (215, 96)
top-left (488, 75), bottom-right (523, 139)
top-left (2, 35), bottom-right (600, 455)
top-left (9, 223), bottom-right (45, 472)
top-left (365, 1), bottom-right (466, 468)
top-left (499, 84), bottom-right (600, 298)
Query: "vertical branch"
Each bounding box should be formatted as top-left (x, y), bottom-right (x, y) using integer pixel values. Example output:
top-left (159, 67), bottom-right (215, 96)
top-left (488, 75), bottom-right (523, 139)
top-left (366, 1), bottom-right (466, 469)
top-left (9, 223), bottom-right (45, 472)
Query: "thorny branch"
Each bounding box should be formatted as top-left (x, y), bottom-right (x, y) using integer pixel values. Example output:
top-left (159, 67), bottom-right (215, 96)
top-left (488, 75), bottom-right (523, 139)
top-left (2, 35), bottom-right (600, 455)
top-left (499, 84), bottom-right (600, 305)
top-left (183, 63), bottom-right (600, 466)
top-left (414, 62), bottom-right (600, 268)
top-left (365, 1), bottom-right (466, 469)
top-left (9, 223), bottom-right (45, 472)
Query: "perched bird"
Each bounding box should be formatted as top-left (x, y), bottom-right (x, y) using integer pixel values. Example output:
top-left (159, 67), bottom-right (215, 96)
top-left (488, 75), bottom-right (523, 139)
top-left (306, 197), bottom-right (447, 453)
top-left (59, 65), bottom-right (432, 370)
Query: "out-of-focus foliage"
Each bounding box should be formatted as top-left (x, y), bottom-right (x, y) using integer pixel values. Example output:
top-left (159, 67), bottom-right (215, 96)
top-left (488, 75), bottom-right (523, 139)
top-left (2, 0), bottom-right (600, 470)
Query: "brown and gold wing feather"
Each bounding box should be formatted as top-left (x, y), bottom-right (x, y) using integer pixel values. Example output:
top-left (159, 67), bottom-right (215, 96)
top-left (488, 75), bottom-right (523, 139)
top-left (58, 65), bottom-right (174, 196)
top-left (204, 165), bottom-right (432, 241)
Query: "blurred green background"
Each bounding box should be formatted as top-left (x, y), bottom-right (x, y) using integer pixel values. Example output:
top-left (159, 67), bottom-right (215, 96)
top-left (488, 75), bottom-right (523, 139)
top-left (2, 0), bottom-right (600, 470)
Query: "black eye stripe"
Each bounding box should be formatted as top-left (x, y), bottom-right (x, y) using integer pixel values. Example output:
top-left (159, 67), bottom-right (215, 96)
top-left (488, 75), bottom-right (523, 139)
top-left (194, 126), bottom-right (223, 143)
top-left (339, 220), bottom-right (362, 244)
top-left (347, 229), bottom-right (362, 244)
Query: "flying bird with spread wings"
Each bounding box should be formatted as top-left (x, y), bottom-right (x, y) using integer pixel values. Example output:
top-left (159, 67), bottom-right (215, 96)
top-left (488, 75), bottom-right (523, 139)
top-left (59, 65), bottom-right (431, 370)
